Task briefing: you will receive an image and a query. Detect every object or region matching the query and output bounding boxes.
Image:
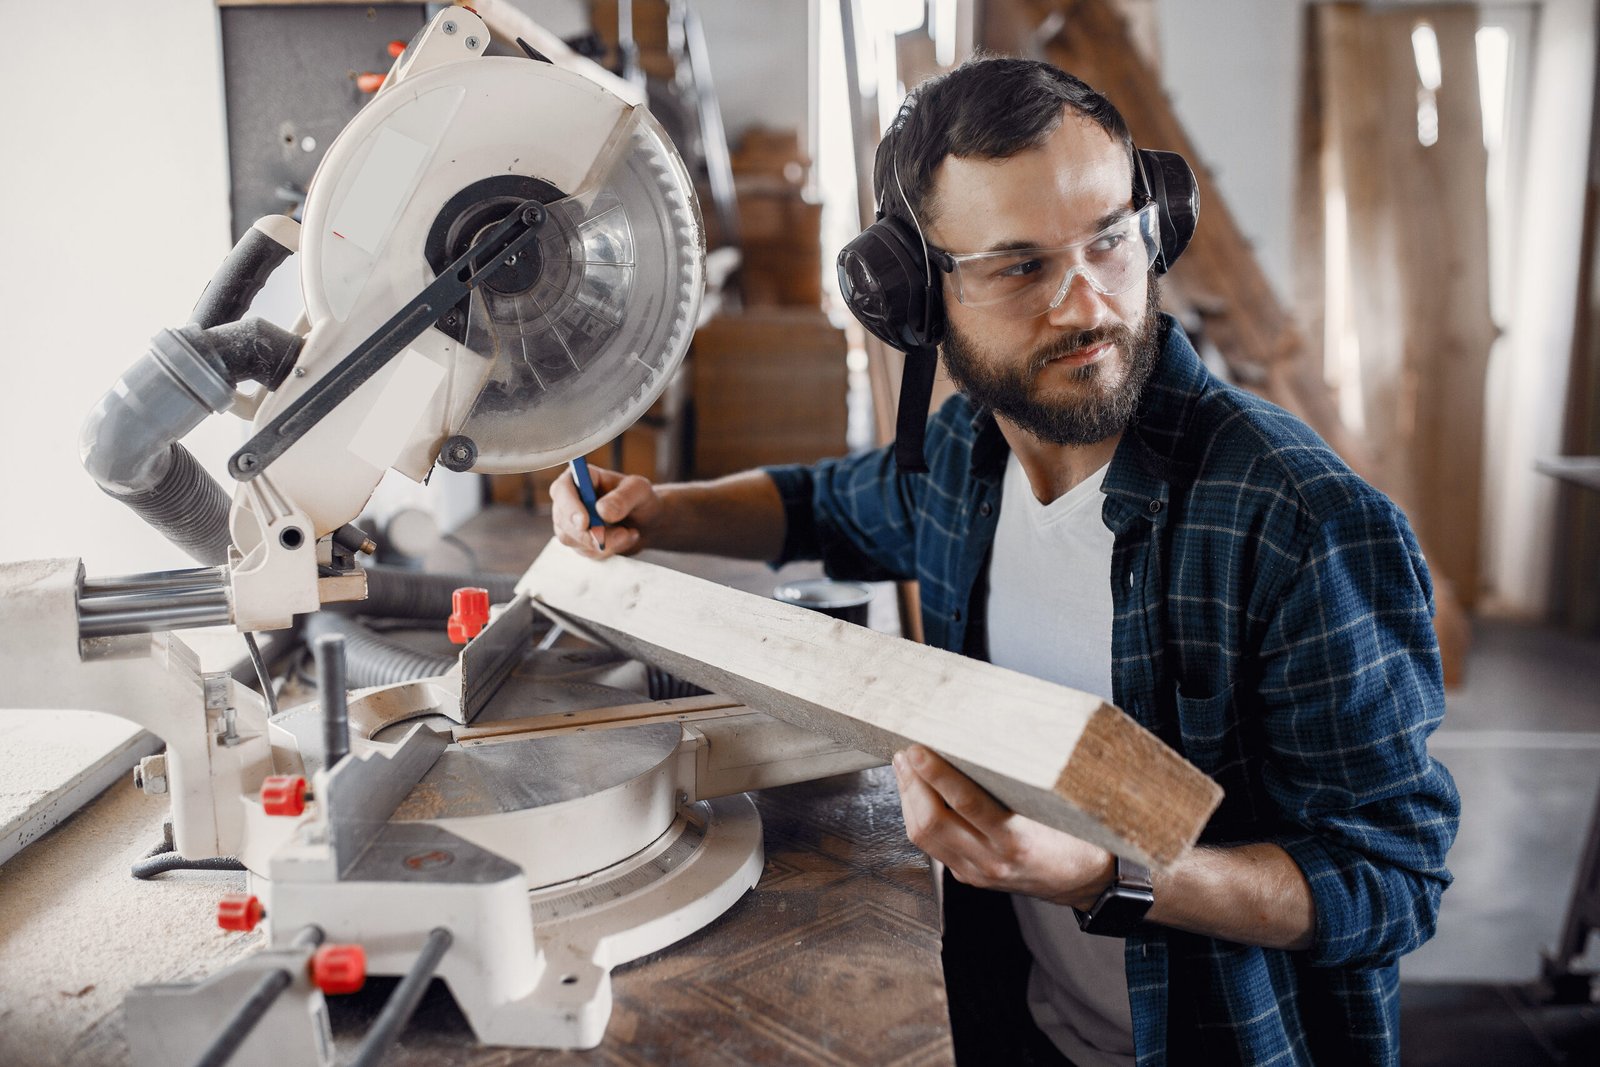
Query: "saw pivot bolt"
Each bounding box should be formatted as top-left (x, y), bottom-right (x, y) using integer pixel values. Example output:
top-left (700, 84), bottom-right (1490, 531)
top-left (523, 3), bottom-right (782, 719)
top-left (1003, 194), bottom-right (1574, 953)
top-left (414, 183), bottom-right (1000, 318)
top-left (439, 434), bottom-right (478, 472)
top-left (311, 944), bottom-right (368, 994)
top-left (447, 587), bottom-right (491, 644)
top-left (217, 894), bottom-right (264, 933)
top-left (261, 775), bottom-right (309, 816)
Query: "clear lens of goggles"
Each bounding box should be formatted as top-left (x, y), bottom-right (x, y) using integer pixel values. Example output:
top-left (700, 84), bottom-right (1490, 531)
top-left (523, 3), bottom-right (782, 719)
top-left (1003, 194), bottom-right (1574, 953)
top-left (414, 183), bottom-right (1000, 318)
top-left (940, 202), bottom-right (1161, 318)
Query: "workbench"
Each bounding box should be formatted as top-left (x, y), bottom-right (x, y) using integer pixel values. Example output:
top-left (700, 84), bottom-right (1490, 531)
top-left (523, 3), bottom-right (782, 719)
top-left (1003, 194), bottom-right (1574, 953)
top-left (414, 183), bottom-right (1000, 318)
top-left (0, 506), bottom-right (954, 1066)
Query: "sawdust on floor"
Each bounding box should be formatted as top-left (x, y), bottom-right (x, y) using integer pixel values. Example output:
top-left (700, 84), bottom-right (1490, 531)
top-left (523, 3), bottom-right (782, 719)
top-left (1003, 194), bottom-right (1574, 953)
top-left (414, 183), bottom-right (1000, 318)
top-left (0, 779), bottom-right (262, 1067)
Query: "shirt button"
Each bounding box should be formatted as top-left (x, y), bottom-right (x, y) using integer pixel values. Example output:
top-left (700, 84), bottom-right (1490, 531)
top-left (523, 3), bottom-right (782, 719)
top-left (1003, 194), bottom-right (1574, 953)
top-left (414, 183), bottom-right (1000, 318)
top-left (979, 501), bottom-right (993, 517)
top-left (1148, 500), bottom-right (1163, 514)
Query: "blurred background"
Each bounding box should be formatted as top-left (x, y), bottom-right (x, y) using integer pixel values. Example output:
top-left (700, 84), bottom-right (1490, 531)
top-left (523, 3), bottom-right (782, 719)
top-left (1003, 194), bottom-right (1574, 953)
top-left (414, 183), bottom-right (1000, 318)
top-left (0, 1), bottom-right (1596, 1060)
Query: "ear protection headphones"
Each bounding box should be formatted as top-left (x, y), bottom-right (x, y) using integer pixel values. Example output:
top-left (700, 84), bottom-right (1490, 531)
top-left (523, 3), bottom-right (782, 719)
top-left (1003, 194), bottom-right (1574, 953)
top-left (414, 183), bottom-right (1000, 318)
top-left (837, 124), bottom-right (1200, 473)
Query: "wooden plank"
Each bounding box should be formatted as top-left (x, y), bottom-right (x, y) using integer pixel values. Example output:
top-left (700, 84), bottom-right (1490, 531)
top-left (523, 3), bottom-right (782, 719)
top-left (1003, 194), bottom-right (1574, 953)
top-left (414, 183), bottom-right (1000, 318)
top-left (0, 710), bottom-right (162, 867)
top-left (1303, 5), bottom-right (1494, 617)
top-left (517, 541), bottom-right (1222, 870)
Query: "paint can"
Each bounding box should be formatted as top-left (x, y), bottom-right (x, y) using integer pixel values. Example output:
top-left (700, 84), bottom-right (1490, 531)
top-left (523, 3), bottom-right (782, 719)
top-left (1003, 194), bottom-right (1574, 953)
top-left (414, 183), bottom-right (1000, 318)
top-left (772, 578), bottom-right (873, 626)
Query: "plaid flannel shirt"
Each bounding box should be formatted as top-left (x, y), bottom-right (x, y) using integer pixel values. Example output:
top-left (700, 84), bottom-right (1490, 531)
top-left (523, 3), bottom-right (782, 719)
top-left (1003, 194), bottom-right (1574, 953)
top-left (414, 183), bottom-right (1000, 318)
top-left (765, 315), bottom-right (1459, 1066)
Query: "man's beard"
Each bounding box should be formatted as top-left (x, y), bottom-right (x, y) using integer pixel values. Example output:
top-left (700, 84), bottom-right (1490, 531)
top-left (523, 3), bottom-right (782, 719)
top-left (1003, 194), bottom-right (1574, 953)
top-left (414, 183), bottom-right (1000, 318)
top-left (940, 279), bottom-right (1162, 446)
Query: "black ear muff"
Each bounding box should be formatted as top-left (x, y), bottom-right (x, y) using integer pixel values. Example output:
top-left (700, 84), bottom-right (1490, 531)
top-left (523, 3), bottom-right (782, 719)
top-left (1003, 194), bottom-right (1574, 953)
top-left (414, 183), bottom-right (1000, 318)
top-left (1135, 148), bottom-right (1200, 275)
top-left (836, 216), bottom-right (947, 352)
top-left (837, 215), bottom-right (947, 474)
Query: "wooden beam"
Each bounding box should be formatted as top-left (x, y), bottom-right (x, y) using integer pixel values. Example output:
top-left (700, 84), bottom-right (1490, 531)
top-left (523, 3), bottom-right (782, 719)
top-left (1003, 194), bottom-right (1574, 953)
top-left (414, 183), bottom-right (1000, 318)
top-left (518, 542), bottom-right (1222, 870)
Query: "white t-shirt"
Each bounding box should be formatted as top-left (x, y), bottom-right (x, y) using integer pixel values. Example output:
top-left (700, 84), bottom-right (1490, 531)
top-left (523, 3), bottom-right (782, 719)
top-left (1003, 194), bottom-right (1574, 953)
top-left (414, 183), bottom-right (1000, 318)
top-left (985, 451), bottom-right (1134, 1067)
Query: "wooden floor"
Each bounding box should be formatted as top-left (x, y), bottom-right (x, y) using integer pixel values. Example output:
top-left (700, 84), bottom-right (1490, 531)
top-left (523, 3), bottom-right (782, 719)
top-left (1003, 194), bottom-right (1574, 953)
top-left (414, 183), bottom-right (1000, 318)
top-left (329, 768), bottom-right (951, 1066)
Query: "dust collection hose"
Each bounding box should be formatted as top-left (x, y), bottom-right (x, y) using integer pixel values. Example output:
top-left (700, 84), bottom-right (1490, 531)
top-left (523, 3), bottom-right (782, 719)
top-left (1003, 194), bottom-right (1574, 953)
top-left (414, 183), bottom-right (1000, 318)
top-left (302, 614), bottom-right (456, 689)
top-left (80, 218), bottom-right (301, 566)
top-left (101, 444), bottom-right (234, 567)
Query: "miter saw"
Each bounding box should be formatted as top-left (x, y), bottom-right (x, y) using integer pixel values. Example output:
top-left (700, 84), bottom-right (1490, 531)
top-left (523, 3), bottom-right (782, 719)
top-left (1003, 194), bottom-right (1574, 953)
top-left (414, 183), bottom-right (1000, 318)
top-left (0, 8), bottom-right (873, 1062)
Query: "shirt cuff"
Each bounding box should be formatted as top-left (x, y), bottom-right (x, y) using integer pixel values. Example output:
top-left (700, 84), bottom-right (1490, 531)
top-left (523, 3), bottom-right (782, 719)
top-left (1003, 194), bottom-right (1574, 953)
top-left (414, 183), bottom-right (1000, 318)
top-left (1277, 832), bottom-right (1381, 968)
top-left (762, 464), bottom-right (821, 568)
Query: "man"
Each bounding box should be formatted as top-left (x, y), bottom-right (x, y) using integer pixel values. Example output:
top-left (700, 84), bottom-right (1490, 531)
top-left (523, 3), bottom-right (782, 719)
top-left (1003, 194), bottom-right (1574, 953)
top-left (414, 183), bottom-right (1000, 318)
top-left (550, 57), bottom-right (1458, 1066)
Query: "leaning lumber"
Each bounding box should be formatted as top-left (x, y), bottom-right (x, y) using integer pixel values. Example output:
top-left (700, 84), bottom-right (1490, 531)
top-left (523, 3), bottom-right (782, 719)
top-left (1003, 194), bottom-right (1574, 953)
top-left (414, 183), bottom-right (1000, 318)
top-left (518, 542), bottom-right (1222, 871)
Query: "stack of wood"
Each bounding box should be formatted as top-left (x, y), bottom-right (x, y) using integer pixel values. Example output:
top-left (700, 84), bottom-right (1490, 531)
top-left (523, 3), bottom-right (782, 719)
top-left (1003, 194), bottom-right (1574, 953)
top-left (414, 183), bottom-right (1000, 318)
top-left (728, 128), bottom-right (824, 307)
top-left (690, 309), bottom-right (848, 478)
top-left (689, 129), bottom-right (847, 478)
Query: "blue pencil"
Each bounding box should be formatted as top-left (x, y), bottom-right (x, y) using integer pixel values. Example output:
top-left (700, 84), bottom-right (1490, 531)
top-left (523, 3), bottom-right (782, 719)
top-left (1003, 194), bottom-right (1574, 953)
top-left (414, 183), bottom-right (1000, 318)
top-left (569, 456), bottom-right (606, 549)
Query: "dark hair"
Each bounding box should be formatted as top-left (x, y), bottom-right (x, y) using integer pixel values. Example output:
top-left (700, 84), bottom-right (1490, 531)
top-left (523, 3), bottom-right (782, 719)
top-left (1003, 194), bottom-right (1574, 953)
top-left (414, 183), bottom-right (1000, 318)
top-left (874, 55), bottom-right (1134, 229)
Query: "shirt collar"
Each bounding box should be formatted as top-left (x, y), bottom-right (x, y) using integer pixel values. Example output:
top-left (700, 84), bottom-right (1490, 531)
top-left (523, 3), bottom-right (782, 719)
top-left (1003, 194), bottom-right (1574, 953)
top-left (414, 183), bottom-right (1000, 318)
top-left (1101, 313), bottom-right (1206, 523)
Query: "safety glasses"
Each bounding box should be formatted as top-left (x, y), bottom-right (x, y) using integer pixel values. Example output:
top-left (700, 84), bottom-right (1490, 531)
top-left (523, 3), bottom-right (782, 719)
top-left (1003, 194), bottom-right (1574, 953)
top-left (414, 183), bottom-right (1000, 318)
top-left (931, 201), bottom-right (1161, 319)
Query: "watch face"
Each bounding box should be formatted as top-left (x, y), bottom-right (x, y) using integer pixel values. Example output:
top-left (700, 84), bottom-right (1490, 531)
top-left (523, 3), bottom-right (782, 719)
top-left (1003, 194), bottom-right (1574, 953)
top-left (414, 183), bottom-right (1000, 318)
top-left (1075, 885), bottom-right (1156, 938)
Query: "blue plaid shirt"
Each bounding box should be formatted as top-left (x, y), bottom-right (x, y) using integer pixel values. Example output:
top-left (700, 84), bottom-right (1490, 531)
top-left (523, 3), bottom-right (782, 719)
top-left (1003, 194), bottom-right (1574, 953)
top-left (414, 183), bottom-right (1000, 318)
top-left (766, 316), bottom-right (1459, 1066)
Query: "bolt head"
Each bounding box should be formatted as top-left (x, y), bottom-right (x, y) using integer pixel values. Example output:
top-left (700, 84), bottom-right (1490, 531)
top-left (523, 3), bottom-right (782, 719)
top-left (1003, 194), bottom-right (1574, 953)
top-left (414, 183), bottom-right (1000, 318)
top-left (237, 454), bottom-right (259, 472)
top-left (465, 35), bottom-right (480, 49)
top-left (443, 20), bottom-right (457, 34)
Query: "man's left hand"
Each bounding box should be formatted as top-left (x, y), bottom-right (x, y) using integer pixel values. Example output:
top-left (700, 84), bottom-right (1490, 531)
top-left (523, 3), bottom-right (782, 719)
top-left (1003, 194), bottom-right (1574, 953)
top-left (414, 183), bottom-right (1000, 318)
top-left (892, 743), bottom-right (1114, 909)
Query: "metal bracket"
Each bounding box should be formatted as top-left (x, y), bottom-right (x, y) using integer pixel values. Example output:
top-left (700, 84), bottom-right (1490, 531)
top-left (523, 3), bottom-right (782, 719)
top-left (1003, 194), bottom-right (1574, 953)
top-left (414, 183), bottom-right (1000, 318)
top-left (228, 200), bottom-right (548, 481)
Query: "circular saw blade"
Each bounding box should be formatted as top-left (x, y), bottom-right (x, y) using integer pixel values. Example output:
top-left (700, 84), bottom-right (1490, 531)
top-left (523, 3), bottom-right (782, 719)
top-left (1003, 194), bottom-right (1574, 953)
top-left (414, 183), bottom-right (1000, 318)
top-left (446, 104), bottom-right (703, 474)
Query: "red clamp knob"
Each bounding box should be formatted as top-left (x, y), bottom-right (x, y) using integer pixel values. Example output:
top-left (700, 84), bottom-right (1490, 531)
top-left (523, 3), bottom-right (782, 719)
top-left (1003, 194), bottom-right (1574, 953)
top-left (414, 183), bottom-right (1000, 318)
top-left (356, 71), bottom-right (386, 93)
top-left (387, 39), bottom-right (407, 58)
top-left (447, 587), bottom-right (490, 644)
top-left (217, 894), bottom-right (263, 933)
top-left (311, 943), bottom-right (368, 995)
top-left (261, 775), bottom-right (308, 816)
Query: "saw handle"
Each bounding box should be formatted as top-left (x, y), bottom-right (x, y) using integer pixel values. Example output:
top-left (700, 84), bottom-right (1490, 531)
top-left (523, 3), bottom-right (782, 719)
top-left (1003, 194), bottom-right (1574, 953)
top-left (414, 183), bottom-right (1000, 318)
top-left (191, 218), bottom-right (298, 330)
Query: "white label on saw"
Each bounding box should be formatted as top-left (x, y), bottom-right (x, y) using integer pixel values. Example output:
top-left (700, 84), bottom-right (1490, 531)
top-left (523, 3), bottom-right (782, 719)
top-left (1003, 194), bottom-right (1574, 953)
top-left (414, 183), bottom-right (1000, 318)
top-left (348, 350), bottom-right (446, 471)
top-left (330, 127), bottom-right (432, 257)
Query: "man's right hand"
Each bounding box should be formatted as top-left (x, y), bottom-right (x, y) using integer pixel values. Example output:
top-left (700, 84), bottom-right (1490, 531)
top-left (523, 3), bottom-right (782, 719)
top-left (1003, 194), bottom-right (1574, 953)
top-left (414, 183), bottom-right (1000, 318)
top-left (550, 463), bottom-right (663, 559)
top-left (548, 465), bottom-right (788, 564)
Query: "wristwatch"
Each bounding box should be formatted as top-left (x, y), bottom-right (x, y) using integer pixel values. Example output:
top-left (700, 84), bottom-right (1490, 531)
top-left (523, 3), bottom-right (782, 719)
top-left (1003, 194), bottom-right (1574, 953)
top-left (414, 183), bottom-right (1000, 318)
top-left (1073, 857), bottom-right (1155, 937)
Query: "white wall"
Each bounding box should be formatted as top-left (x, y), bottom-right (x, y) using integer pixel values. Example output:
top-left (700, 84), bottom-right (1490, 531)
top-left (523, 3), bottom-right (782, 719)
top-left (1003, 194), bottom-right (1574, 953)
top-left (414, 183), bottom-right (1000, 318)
top-left (0, 2), bottom-right (490, 579)
top-left (0, 0), bottom-right (234, 576)
top-left (1154, 0), bottom-right (1302, 307)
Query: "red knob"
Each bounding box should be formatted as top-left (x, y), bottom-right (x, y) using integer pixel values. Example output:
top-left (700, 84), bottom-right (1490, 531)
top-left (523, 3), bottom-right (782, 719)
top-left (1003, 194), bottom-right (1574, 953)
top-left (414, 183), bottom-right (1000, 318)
top-left (356, 71), bottom-right (386, 93)
top-left (447, 587), bottom-right (490, 644)
top-left (217, 894), bottom-right (263, 932)
top-left (311, 943), bottom-right (368, 994)
top-left (387, 39), bottom-right (407, 58)
top-left (261, 775), bottom-right (308, 816)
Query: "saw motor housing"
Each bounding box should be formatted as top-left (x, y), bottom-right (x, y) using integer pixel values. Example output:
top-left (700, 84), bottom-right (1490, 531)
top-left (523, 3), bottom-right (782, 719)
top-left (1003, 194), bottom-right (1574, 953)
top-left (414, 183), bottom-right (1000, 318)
top-left (222, 9), bottom-right (704, 630)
